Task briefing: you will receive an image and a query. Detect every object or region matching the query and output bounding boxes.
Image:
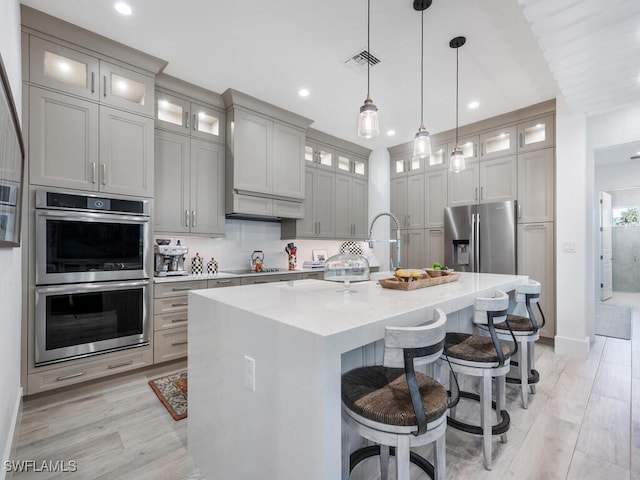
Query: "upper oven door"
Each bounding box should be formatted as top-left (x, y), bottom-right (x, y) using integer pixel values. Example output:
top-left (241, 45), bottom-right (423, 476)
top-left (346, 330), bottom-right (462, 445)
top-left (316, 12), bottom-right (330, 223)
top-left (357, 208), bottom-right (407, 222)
top-left (36, 209), bottom-right (151, 285)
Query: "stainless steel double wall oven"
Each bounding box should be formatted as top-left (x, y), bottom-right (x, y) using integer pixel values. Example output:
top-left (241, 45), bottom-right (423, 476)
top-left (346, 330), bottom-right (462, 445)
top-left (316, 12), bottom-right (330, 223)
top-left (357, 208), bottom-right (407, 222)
top-left (34, 190), bottom-right (152, 365)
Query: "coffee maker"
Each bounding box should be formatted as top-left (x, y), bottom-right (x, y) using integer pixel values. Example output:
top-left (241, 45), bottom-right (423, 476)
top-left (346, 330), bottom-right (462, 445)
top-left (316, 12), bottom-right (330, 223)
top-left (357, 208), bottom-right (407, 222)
top-left (154, 240), bottom-right (189, 276)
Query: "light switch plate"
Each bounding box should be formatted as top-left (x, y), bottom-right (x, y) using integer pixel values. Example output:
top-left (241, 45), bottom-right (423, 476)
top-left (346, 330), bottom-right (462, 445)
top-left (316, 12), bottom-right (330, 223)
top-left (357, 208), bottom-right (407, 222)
top-left (562, 241), bottom-right (576, 253)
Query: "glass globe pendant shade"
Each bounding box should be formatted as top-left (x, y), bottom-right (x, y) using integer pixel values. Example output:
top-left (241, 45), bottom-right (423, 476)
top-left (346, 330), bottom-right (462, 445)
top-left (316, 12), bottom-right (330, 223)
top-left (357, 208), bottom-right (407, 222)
top-left (449, 146), bottom-right (466, 173)
top-left (357, 98), bottom-right (379, 139)
top-left (413, 126), bottom-right (432, 159)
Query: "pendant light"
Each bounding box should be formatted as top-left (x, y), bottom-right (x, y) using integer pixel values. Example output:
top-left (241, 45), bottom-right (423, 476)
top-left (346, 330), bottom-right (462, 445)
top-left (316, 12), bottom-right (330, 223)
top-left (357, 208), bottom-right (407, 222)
top-left (413, 0), bottom-right (433, 160)
top-left (357, 0), bottom-right (379, 139)
top-left (449, 36), bottom-right (467, 173)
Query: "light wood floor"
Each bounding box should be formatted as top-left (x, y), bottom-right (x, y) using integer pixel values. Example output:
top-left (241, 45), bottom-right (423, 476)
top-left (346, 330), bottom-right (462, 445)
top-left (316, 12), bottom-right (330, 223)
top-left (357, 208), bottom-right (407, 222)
top-left (8, 303), bottom-right (640, 480)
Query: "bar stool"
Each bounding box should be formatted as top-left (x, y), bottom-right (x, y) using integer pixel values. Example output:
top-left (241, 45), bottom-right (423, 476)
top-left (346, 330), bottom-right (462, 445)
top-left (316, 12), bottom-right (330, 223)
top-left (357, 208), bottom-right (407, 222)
top-left (479, 279), bottom-right (545, 409)
top-left (341, 308), bottom-right (455, 480)
top-left (442, 290), bottom-right (516, 470)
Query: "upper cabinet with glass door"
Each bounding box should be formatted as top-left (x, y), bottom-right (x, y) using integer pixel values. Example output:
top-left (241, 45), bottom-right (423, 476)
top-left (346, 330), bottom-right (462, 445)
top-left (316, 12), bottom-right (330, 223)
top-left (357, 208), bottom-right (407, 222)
top-left (29, 36), bottom-right (155, 117)
top-left (517, 114), bottom-right (554, 153)
top-left (390, 149), bottom-right (426, 178)
top-left (447, 134), bottom-right (479, 165)
top-left (427, 143), bottom-right (448, 170)
top-left (155, 90), bottom-right (224, 143)
top-left (337, 151), bottom-right (368, 179)
top-left (479, 125), bottom-right (517, 160)
top-left (305, 141), bottom-right (335, 171)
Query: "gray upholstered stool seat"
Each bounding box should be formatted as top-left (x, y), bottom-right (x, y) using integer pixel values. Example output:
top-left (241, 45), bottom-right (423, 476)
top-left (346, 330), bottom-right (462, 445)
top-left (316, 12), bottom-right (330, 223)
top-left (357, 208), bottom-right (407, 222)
top-left (445, 333), bottom-right (512, 363)
top-left (342, 366), bottom-right (448, 427)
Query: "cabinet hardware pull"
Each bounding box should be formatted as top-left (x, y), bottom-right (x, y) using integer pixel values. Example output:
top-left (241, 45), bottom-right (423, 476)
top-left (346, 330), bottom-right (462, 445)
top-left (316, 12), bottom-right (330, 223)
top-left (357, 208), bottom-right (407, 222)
top-left (103, 75), bottom-right (107, 97)
top-left (518, 203), bottom-right (522, 219)
top-left (185, 112), bottom-right (190, 129)
top-left (473, 143), bottom-right (477, 158)
top-left (171, 287), bottom-right (192, 291)
top-left (185, 210), bottom-right (190, 227)
top-left (216, 280), bottom-right (232, 284)
top-left (193, 114), bottom-right (197, 131)
top-left (56, 370), bottom-right (86, 381)
top-left (171, 302), bottom-right (188, 307)
top-left (108, 360), bottom-right (134, 370)
top-left (101, 164), bottom-right (106, 185)
top-left (171, 341), bottom-right (188, 346)
top-left (192, 210), bottom-right (196, 228)
top-left (475, 187), bottom-right (478, 201)
top-left (171, 318), bottom-right (187, 323)
top-left (524, 224), bottom-right (545, 229)
top-left (480, 143), bottom-right (484, 156)
top-left (253, 281), bottom-right (268, 284)
top-left (480, 186), bottom-right (484, 200)
top-left (91, 162), bottom-right (97, 183)
top-left (91, 72), bottom-right (95, 94)
top-left (318, 221), bottom-right (321, 234)
top-left (520, 133), bottom-right (523, 148)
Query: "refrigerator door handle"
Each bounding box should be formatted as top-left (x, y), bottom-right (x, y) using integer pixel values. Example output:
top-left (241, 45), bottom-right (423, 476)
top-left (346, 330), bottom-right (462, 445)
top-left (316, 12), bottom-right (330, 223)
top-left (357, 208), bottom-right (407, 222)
top-left (470, 213), bottom-right (476, 272)
top-left (475, 212), bottom-right (481, 271)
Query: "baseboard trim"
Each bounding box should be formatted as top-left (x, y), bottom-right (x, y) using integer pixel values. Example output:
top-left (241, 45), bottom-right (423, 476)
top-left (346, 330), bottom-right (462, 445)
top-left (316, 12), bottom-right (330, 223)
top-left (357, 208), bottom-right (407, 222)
top-left (554, 335), bottom-right (590, 358)
top-left (1, 387), bottom-right (23, 480)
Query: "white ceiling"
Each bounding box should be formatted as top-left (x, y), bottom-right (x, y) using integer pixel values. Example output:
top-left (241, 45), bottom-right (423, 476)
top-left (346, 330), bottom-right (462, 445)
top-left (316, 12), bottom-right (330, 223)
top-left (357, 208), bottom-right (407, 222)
top-left (19, 0), bottom-right (640, 152)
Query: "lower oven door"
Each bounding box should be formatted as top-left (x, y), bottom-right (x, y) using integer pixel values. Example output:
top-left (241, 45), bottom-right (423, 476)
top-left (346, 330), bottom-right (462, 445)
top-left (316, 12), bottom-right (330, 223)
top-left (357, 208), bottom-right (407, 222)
top-left (35, 280), bottom-right (150, 365)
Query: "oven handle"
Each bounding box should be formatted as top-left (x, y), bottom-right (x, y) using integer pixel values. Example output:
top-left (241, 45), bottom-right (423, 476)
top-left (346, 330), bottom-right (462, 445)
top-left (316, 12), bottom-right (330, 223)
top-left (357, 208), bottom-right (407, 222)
top-left (35, 209), bottom-right (150, 224)
top-left (36, 280), bottom-right (150, 295)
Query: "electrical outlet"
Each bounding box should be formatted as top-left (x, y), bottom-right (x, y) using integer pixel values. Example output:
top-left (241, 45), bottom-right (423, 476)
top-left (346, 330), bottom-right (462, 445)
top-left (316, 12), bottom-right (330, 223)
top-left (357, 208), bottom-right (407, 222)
top-left (244, 355), bottom-right (256, 391)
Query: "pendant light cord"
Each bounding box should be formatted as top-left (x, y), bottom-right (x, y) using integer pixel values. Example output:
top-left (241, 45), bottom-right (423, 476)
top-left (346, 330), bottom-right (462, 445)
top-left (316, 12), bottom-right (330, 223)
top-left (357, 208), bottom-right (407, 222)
top-left (455, 44), bottom-right (459, 145)
top-left (420, 8), bottom-right (424, 126)
top-left (367, 0), bottom-right (371, 98)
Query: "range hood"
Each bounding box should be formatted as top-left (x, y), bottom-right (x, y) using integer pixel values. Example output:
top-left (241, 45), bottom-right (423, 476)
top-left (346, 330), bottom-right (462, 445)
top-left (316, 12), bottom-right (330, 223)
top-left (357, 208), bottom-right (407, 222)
top-left (222, 89), bottom-right (313, 220)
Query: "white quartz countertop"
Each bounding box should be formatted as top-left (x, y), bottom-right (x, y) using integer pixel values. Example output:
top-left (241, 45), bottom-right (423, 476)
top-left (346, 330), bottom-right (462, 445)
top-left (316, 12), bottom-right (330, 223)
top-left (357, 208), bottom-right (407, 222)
top-left (153, 268), bottom-right (324, 283)
top-left (190, 272), bottom-right (527, 338)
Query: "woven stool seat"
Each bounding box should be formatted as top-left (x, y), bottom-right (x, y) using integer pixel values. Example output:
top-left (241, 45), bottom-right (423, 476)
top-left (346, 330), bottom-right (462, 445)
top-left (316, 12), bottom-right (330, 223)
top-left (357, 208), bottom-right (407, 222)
top-left (445, 332), bottom-right (512, 363)
top-left (495, 314), bottom-right (535, 332)
top-left (342, 366), bottom-right (448, 427)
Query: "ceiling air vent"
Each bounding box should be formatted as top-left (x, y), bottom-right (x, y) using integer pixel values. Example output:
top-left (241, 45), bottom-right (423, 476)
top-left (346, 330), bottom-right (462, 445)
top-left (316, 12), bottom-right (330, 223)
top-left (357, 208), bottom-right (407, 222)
top-left (344, 48), bottom-right (381, 72)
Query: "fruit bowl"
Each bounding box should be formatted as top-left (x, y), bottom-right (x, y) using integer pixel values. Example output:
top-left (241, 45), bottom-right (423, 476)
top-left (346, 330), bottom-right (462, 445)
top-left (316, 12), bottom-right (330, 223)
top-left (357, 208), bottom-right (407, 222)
top-left (425, 267), bottom-right (454, 277)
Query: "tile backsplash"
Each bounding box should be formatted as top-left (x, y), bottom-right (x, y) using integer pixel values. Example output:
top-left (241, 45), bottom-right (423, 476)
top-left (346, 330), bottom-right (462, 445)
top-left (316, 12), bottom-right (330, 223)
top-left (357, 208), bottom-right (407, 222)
top-left (154, 219), bottom-right (379, 273)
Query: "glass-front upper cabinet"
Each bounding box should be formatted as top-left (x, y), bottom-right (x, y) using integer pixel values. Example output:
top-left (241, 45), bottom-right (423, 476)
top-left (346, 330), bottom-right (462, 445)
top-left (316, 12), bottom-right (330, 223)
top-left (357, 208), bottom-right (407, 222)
top-left (338, 152), bottom-right (367, 178)
top-left (30, 36), bottom-right (99, 100)
top-left (100, 61), bottom-right (154, 117)
top-left (479, 125), bottom-right (517, 160)
top-left (428, 143), bottom-right (448, 170)
top-left (30, 36), bottom-right (155, 117)
top-left (156, 91), bottom-right (224, 142)
top-left (390, 150), bottom-right (427, 178)
top-left (447, 134), bottom-right (479, 164)
top-left (517, 114), bottom-right (554, 152)
top-left (305, 142), bottom-right (335, 170)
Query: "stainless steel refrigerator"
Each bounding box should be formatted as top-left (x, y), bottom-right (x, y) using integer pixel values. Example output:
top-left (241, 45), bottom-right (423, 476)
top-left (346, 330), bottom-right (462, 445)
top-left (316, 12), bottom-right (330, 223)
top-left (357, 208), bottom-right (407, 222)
top-left (444, 200), bottom-right (517, 274)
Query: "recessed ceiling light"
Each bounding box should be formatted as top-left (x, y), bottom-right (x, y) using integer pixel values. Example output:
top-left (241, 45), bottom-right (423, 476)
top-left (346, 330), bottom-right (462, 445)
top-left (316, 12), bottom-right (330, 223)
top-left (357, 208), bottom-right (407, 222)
top-left (386, 129), bottom-right (396, 136)
top-left (298, 88), bottom-right (310, 97)
top-left (468, 101), bottom-right (479, 109)
top-left (636, 151), bottom-right (640, 155)
top-left (114, 2), bottom-right (132, 15)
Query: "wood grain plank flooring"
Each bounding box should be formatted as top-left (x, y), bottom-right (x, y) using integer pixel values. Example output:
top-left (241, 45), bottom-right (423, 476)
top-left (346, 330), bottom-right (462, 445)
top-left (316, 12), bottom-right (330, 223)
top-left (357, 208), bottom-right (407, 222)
top-left (8, 310), bottom-right (639, 480)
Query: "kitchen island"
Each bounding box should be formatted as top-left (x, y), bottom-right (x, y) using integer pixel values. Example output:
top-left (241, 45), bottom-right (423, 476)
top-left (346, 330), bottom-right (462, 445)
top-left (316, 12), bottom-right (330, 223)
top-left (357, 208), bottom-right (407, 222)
top-left (188, 272), bottom-right (526, 480)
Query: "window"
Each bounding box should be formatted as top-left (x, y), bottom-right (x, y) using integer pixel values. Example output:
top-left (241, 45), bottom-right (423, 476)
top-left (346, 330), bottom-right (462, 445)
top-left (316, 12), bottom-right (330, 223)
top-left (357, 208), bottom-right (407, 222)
top-left (613, 206), bottom-right (639, 226)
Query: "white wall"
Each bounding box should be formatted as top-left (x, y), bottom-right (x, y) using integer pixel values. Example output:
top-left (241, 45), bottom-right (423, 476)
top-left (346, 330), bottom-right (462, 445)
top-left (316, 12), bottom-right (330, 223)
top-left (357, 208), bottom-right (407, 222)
top-left (555, 95), bottom-right (591, 357)
top-left (0, 0), bottom-right (24, 476)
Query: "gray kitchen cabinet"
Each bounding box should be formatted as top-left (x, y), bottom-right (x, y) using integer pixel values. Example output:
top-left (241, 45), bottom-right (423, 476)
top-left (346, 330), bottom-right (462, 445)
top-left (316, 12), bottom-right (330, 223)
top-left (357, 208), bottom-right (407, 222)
top-left (29, 86), bottom-right (99, 191)
top-left (240, 273), bottom-right (300, 285)
top-left (305, 141), bottom-right (335, 171)
top-left (390, 174), bottom-right (425, 229)
top-left (156, 93), bottom-right (223, 141)
top-left (425, 169), bottom-right (448, 228)
top-left (479, 125), bottom-right (517, 160)
top-left (282, 167), bottom-right (335, 239)
top-left (389, 145), bottom-right (426, 178)
top-left (154, 129), bottom-right (225, 235)
top-left (428, 143), bottom-right (448, 170)
top-left (335, 174), bottom-right (368, 239)
top-left (517, 114), bottom-right (554, 153)
top-left (223, 89), bottom-right (312, 217)
top-left (395, 229), bottom-right (425, 269)
top-left (337, 151), bottom-right (368, 179)
top-left (517, 222), bottom-right (555, 339)
top-left (517, 148), bottom-right (554, 223)
top-left (99, 106), bottom-right (154, 197)
top-left (478, 155), bottom-right (517, 204)
top-left (29, 36), bottom-right (155, 117)
top-left (425, 228), bottom-right (444, 268)
top-left (29, 86), bottom-right (154, 197)
top-left (447, 155), bottom-right (516, 206)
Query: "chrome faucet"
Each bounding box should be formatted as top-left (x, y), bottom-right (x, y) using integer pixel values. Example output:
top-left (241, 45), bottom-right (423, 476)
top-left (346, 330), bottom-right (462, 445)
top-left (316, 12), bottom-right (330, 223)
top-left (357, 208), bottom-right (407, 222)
top-left (367, 212), bottom-right (402, 271)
